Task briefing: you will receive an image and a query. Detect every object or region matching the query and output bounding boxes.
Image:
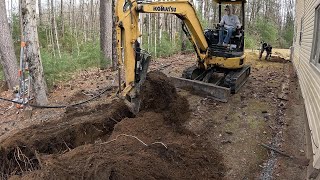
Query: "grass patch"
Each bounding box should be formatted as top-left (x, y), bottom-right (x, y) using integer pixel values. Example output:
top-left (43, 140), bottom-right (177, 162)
top-left (42, 42), bottom-right (102, 88)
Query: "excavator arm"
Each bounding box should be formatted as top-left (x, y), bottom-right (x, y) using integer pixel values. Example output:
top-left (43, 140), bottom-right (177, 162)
top-left (115, 0), bottom-right (210, 113)
top-left (138, 1), bottom-right (208, 57)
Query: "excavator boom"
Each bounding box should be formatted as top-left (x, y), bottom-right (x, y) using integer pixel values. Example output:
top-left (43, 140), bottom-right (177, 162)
top-left (138, 0), bottom-right (208, 55)
top-left (116, 0), bottom-right (208, 90)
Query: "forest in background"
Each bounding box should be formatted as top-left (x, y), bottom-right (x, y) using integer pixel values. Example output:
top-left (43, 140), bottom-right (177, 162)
top-left (2, 0), bottom-right (295, 89)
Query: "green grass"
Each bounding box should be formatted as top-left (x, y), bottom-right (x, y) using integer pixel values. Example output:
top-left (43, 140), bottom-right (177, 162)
top-left (142, 31), bottom-right (194, 58)
top-left (245, 34), bottom-right (260, 49)
top-left (42, 41), bottom-right (103, 88)
top-left (0, 41), bottom-right (105, 89)
top-left (0, 67), bottom-right (4, 81)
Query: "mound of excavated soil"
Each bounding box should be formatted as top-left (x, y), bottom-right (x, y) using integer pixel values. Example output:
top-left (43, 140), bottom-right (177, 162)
top-left (14, 112), bottom-right (224, 180)
top-left (140, 71), bottom-right (190, 125)
top-left (0, 71), bottom-right (225, 180)
top-left (0, 100), bottom-right (132, 178)
top-left (265, 55), bottom-right (290, 63)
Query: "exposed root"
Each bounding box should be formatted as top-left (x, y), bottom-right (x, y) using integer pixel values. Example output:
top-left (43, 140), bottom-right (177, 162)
top-left (100, 134), bottom-right (168, 149)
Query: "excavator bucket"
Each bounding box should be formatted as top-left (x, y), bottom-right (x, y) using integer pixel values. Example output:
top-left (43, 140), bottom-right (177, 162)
top-left (124, 51), bottom-right (151, 114)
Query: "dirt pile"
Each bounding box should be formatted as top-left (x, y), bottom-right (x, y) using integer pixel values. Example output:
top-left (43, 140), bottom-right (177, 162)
top-left (140, 71), bottom-right (190, 125)
top-left (0, 100), bottom-right (132, 178)
top-left (268, 56), bottom-right (290, 63)
top-left (0, 71), bottom-right (225, 180)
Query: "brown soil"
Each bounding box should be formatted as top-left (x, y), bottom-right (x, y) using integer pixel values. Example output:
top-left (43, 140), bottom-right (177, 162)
top-left (268, 55), bottom-right (290, 63)
top-left (0, 100), bottom-right (132, 177)
top-left (140, 71), bottom-right (190, 125)
top-left (0, 49), bottom-right (309, 179)
top-left (0, 71), bottom-right (225, 180)
top-left (150, 50), bottom-right (308, 179)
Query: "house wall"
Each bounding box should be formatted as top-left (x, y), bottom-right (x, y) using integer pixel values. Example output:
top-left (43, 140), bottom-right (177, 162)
top-left (293, 0), bottom-right (320, 168)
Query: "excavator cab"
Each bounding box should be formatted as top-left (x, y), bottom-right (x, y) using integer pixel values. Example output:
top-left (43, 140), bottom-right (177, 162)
top-left (182, 0), bottom-right (250, 95)
top-left (204, 0), bottom-right (246, 57)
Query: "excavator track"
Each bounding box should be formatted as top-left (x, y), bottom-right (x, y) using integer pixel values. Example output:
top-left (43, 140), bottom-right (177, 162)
top-left (182, 66), bottom-right (205, 80)
top-left (224, 65), bottom-right (251, 94)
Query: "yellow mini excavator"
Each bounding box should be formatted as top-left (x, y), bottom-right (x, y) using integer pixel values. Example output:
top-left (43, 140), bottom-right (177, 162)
top-left (115, 0), bottom-right (250, 113)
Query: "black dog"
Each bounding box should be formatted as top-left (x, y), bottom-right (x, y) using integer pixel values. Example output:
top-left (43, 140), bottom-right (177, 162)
top-left (259, 41), bottom-right (272, 60)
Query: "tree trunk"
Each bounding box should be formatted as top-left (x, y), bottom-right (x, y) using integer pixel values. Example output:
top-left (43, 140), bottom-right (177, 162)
top-left (112, 0), bottom-right (117, 70)
top-left (51, 0), bottom-right (61, 58)
top-left (100, 0), bottom-right (113, 68)
top-left (204, 0), bottom-right (209, 20)
top-left (164, 14), bottom-right (168, 32)
top-left (38, 0), bottom-right (42, 25)
top-left (213, 3), bottom-right (217, 23)
top-left (157, 14), bottom-right (161, 44)
top-left (72, 0), bottom-right (75, 33)
top-left (198, 0), bottom-right (203, 17)
top-left (139, 14), bottom-right (143, 45)
top-left (21, 0), bottom-right (48, 105)
top-left (181, 23), bottom-right (187, 53)
top-left (69, 0), bottom-right (72, 28)
top-left (147, 14), bottom-right (151, 52)
top-left (9, 0), bottom-right (13, 32)
top-left (90, 0), bottom-right (94, 40)
top-left (47, 0), bottom-right (55, 56)
top-left (154, 14), bottom-right (157, 57)
top-left (0, 0), bottom-right (19, 89)
top-left (82, 1), bottom-right (87, 43)
top-left (60, 0), bottom-right (64, 36)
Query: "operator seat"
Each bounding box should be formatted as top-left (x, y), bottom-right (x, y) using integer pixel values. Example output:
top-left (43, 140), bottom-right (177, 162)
top-left (204, 26), bottom-right (243, 50)
top-left (214, 26), bottom-right (244, 49)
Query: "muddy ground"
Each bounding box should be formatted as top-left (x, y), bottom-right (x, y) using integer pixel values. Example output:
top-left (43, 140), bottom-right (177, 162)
top-left (0, 49), bottom-right (309, 179)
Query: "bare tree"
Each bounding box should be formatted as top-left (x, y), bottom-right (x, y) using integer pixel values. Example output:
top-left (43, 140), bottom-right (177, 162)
top-left (80, 0), bottom-right (87, 43)
top-left (90, 0), bottom-right (94, 40)
top-left (60, 0), bottom-right (65, 36)
top-left (51, 0), bottom-right (61, 58)
top-left (38, 0), bottom-right (42, 25)
top-left (147, 14), bottom-right (151, 52)
top-left (0, 0), bottom-right (19, 89)
top-left (100, 0), bottom-right (113, 68)
top-left (69, 0), bottom-right (72, 27)
top-left (181, 23), bottom-right (187, 53)
top-left (112, 0), bottom-right (117, 69)
top-left (21, 0), bottom-right (48, 105)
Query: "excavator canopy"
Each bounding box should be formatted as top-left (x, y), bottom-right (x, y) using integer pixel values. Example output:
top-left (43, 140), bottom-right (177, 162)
top-left (214, 0), bottom-right (246, 28)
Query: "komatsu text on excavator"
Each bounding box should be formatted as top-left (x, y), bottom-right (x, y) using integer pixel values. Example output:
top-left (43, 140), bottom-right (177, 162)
top-left (115, 0), bottom-right (250, 113)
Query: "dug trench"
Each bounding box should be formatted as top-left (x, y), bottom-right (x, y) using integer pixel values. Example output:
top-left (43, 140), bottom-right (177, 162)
top-left (0, 71), bottom-right (225, 179)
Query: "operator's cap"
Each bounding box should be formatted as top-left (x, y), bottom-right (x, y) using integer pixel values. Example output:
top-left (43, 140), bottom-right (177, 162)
top-left (225, 5), bottom-right (231, 11)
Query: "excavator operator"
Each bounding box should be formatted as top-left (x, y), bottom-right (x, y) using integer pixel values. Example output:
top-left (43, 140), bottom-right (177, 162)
top-left (217, 5), bottom-right (241, 46)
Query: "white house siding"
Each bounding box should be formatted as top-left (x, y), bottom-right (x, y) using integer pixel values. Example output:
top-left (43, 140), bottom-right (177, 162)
top-left (293, 0), bottom-right (320, 168)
